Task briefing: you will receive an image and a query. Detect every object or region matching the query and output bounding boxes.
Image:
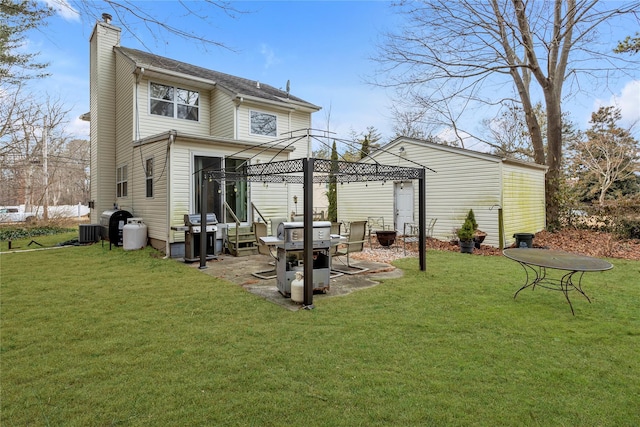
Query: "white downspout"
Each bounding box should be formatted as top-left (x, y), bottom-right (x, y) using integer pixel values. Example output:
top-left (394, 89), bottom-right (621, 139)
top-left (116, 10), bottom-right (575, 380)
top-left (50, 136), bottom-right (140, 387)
top-left (235, 97), bottom-right (243, 139)
top-left (165, 132), bottom-right (175, 257)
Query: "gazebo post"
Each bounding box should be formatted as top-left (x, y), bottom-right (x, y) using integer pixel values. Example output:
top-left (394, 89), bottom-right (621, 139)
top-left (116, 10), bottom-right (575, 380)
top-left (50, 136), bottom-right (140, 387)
top-left (302, 158), bottom-right (315, 309)
top-left (199, 173), bottom-right (208, 269)
top-left (418, 168), bottom-right (426, 271)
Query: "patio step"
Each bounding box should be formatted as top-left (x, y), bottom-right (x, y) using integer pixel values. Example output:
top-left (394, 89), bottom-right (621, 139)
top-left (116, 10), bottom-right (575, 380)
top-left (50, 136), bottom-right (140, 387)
top-left (226, 226), bottom-right (258, 256)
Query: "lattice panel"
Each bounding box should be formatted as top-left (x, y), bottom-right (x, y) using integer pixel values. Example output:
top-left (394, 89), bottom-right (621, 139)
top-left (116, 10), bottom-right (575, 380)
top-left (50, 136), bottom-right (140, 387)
top-left (204, 158), bottom-right (424, 184)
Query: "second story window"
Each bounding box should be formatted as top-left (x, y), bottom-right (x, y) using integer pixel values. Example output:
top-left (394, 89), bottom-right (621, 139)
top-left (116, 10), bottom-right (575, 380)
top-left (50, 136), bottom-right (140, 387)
top-left (150, 82), bottom-right (199, 121)
top-left (250, 110), bottom-right (277, 136)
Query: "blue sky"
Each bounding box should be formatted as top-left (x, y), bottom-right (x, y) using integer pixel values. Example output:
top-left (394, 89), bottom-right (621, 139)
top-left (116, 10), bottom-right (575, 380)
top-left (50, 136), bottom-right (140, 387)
top-left (25, 1), bottom-right (640, 145)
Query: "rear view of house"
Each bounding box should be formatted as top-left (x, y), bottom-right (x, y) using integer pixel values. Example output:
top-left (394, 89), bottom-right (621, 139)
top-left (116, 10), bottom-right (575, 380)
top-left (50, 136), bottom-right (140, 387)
top-left (88, 14), bottom-right (320, 256)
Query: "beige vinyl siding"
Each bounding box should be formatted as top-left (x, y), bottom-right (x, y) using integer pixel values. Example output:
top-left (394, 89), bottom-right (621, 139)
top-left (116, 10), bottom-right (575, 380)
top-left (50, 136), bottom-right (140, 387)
top-left (244, 155), bottom-right (292, 224)
top-left (113, 54), bottom-right (135, 211)
top-left (502, 162), bottom-right (546, 247)
top-left (337, 181), bottom-right (395, 225)
top-left (128, 140), bottom-right (169, 243)
top-left (338, 140), bottom-right (504, 246)
top-left (414, 145), bottom-right (502, 246)
top-left (135, 77), bottom-right (211, 139)
top-left (250, 181), bottom-right (289, 224)
top-left (236, 102), bottom-right (291, 143)
top-left (288, 111), bottom-right (313, 160)
top-left (211, 89), bottom-right (234, 138)
top-left (90, 22), bottom-right (119, 217)
top-left (169, 143), bottom-right (194, 243)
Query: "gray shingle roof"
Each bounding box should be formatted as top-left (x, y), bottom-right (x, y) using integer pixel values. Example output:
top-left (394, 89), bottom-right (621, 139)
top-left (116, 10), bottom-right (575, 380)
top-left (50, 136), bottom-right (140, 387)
top-left (115, 46), bottom-right (319, 110)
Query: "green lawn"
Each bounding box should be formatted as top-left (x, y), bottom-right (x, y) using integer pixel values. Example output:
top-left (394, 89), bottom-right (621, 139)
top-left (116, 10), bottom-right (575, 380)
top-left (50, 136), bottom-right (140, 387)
top-left (1, 242), bottom-right (639, 426)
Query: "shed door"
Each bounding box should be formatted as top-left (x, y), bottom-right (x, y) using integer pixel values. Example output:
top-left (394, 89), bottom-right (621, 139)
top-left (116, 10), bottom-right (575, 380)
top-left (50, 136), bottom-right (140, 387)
top-left (395, 181), bottom-right (413, 233)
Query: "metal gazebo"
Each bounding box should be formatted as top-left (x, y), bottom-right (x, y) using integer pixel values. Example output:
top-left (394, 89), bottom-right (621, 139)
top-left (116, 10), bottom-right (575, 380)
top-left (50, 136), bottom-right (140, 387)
top-left (203, 156), bottom-right (427, 309)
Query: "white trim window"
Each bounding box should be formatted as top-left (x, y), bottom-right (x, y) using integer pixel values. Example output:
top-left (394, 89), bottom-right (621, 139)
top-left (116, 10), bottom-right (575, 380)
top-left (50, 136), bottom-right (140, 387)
top-left (117, 165), bottom-right (128, 198)
top-left (150, 82), bottom-right (199, 121)
top-left (250, 110), bottom-right (277, 136)
top-left (145, 157), bottom-right (153, 198)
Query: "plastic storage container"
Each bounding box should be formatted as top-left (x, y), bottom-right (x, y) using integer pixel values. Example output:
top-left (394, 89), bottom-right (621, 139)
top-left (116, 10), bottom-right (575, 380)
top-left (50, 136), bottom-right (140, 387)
top-left (123, 218), bottom-right (147, 250)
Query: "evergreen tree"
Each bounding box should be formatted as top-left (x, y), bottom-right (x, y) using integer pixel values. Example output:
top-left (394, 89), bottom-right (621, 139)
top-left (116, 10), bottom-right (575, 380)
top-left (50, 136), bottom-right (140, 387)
top-left (1, 0), bottom-right (54, 82)
top-left (360, 136), bottom-right (370, 159)
top-left (327, 140), bottom-right (338, 222)
top-left (567, 106), bottom-right (639, 205)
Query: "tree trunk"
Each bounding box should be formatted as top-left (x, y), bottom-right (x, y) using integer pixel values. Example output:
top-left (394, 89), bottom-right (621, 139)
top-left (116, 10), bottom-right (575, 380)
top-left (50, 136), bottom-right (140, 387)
top-left (544, 89), bottom-right (564, 230)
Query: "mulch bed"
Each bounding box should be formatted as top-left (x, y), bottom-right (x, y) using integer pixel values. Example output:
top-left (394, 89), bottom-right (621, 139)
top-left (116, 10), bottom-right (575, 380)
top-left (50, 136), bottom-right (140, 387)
top-left (353, 229), bottom-right (640, 263)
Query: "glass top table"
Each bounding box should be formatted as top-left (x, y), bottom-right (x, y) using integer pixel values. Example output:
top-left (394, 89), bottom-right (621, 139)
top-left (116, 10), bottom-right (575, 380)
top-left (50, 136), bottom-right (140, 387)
top-left (503, 248), bottom-right (613, 315)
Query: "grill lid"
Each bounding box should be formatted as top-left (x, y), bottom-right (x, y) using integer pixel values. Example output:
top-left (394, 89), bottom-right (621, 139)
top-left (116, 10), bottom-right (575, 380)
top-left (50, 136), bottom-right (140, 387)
top-left (184, 213), bottom-right (218, 226)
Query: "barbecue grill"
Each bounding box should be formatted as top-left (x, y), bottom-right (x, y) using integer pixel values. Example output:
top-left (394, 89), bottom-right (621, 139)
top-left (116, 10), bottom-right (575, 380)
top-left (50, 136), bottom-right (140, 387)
top-left (276, 221), bottom-right (331, 296)
top-left (183, 213), bottom-right (218, 262)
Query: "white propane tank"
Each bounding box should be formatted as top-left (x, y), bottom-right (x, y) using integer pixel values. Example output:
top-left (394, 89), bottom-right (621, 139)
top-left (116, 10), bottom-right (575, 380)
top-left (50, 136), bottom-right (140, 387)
top-left (123, 218), bottom-right (147, 250)
top-left (290, 271), bottom-right (304, 303)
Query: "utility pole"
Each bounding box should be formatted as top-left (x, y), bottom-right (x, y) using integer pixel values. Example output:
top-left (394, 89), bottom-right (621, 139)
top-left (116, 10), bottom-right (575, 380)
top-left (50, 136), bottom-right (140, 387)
top-left (43, 116), bottom-right (49, 221)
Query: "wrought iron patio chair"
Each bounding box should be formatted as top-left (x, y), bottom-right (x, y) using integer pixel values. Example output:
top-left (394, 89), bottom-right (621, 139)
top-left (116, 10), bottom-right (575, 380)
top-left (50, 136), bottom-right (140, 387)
top-left (367, 216), bottom-right (388, 246)
top-left (403, 222), bottom-right (419, 256)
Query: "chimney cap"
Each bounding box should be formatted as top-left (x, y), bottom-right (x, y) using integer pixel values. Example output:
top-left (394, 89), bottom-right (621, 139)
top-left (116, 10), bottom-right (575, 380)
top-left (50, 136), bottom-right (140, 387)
top-left (102, 13), bottom-right (112, 24)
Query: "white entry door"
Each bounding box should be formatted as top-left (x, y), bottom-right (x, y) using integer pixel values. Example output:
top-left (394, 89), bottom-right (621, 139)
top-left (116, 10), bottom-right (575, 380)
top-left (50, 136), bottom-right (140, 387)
top-left (395, 181), bottom-right (414, 233)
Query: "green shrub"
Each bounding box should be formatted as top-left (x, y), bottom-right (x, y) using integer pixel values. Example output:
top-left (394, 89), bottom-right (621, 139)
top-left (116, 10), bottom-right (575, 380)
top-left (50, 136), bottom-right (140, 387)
top-left (614, 218), bottom-right (640, 239)
top-left (457, 217), bottom-right (475, 241)
top-left (0, 225), bottom-right (75, 241)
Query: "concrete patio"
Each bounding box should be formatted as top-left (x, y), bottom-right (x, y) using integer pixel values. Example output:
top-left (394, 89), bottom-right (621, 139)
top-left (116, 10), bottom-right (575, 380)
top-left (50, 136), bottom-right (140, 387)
top-left (187, 254), bottom-right (403, 311)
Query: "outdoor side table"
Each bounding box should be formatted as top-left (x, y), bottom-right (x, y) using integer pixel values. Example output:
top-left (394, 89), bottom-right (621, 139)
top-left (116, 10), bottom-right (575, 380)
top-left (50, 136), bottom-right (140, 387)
top-left (503, 248), bottom-right (613, 315)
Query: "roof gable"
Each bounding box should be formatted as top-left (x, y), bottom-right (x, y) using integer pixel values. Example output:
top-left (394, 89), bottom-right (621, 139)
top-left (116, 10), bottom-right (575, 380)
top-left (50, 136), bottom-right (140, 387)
top-left (380, 136), bottom-right (547, 171)
top-left (115, 46), bottom-right (320, 111)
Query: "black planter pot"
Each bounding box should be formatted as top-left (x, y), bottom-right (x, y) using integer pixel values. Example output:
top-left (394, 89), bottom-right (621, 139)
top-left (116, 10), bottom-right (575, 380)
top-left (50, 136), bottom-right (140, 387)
top-left (376, 230), bottom-right (397, 247)
top-left (459, 240), bottom-right (474, 254)
top-left (474, 232), bottom-right (487, 249)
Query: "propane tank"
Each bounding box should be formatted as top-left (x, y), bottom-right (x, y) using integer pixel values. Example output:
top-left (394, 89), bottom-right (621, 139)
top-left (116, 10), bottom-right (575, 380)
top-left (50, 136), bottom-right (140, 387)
top-left (290, 271), bottom-right (304, 303)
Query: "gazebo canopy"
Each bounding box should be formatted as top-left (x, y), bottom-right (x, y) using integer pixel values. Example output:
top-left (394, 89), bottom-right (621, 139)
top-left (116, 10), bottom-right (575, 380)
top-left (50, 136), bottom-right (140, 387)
top-left (204, 158), bottom-right (425, 184)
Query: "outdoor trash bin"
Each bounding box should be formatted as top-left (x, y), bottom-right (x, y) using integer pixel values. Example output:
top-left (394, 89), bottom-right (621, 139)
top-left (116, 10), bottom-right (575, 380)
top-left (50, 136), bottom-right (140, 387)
top-left (513, 233), bottom-right (534, 248)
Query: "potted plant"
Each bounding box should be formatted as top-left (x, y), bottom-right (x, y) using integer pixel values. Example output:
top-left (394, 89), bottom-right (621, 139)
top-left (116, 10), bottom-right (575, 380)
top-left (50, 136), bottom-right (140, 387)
top-left (463, 209), bottom-right (487, 249)
top-left (457, 216), bottom-right (475, 254)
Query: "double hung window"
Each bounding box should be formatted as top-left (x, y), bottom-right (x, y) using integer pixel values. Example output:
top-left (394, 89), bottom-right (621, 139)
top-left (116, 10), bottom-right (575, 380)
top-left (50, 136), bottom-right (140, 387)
top-left (250, 110), bottom-right (277, 136)
top-left (150, 82), bottom-right (199, 121)
top-left (116, 165), bottom-right (128, 198)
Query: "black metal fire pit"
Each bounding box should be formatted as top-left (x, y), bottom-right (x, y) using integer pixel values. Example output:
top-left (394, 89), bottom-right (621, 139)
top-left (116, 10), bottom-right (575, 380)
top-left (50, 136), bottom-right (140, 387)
top-left (376, 230), bottom-right (397, 247)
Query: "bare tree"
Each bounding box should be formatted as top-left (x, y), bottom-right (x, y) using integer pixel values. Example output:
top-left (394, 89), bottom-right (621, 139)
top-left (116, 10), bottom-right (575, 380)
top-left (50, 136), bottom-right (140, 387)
top-left (48, 138), bottom-right (90, 206)
top-left (0, 87), bottom-right (73, 211)
top-left (66, 1), bottom-right (246, 51)
top-left (374, 0), bottom-right (640, 229)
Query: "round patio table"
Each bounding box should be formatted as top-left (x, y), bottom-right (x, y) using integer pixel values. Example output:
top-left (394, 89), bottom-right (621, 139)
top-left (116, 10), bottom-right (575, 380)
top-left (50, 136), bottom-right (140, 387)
top-left (503, 248), bottom-right (613, 315)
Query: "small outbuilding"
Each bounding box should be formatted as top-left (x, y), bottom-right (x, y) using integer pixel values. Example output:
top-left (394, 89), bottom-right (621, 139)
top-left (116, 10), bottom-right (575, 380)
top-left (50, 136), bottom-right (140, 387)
top-left (337, 137), bottom-right (548, 248)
